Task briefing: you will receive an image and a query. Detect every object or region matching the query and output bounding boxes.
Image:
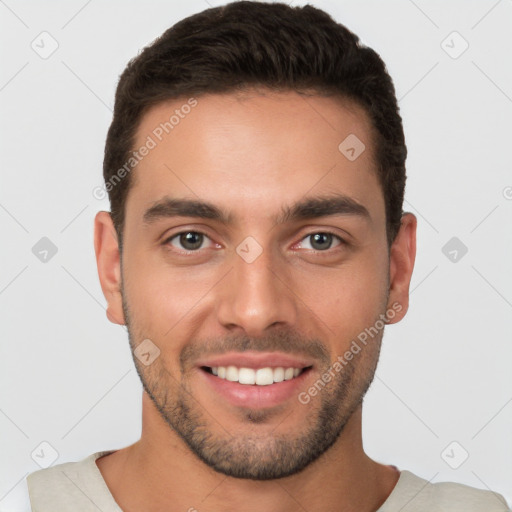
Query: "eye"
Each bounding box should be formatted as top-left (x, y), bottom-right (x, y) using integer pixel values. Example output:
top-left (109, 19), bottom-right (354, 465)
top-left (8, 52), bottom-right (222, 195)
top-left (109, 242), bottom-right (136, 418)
top-left (164, 231), bottom-right (215, 252)
top-left (297, 232), bottom-right (344, 251)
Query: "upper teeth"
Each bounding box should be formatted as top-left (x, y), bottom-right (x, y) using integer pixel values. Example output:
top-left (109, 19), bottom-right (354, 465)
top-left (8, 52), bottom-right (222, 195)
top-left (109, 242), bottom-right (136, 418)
top-left (211, 366), bottom-right (302, 385)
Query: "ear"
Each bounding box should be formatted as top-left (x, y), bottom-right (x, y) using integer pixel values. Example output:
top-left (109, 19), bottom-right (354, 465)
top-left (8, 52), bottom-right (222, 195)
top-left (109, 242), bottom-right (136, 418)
top-left (94, 211), bottom-right (125, 325)
top-left (386, 212), bottom-right (417, 324)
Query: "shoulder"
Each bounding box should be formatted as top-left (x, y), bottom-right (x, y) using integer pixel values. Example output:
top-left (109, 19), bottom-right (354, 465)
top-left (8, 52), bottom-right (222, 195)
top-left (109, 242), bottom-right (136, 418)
top-left (381, 470), bottom-right (510, 512)
top-left (26, 450), bottom-right (118, 511)
top-left (428, 477), bottom-right (510, 511)
top-left (27, 451), bottom-right (102, 487)
top-left (28, 457), bottom-right (85, 491)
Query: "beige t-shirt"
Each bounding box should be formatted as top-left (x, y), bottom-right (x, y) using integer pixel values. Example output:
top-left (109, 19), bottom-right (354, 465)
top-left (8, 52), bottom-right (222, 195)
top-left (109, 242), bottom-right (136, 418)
top-left (26, 450), bottom-right (510, 511)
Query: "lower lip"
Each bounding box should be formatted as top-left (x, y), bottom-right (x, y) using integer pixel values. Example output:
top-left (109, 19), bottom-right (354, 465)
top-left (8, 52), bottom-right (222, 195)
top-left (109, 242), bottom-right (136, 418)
top-left (198, 368), bottom-right (312, 409)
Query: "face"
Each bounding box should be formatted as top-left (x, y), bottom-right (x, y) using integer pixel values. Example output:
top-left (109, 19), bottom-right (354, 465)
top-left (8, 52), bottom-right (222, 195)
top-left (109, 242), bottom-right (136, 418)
top-left (95, 89), bottom-right (416, 480)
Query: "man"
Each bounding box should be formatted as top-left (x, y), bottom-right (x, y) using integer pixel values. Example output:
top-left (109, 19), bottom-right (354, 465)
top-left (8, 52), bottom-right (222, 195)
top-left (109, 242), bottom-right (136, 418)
top-left (26, 1), bottom-right (510, 510)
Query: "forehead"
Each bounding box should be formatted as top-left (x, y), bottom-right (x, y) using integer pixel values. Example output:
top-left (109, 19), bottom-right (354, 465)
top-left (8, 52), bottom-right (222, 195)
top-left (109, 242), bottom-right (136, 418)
top-left (126, 89), bottom-right (384, 227)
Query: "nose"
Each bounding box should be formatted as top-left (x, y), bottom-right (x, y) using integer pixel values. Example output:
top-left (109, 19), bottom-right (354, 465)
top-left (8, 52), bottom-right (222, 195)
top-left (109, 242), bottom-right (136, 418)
top-left (216, 245), bottom-right (298, 337)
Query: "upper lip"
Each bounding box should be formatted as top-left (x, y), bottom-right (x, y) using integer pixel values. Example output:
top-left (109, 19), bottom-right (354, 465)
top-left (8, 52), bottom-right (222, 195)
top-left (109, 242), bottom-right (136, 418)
top-left (196, 351), bottom-right (314, 370)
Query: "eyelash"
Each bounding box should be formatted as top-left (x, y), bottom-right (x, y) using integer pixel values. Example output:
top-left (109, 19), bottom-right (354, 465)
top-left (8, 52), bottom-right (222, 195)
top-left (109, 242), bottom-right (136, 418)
top-left (162, 230), bottom-right (347, 255)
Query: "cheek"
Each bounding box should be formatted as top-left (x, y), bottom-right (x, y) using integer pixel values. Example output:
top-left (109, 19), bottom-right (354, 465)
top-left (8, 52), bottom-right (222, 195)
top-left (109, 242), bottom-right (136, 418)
top-left (123, 250), bottom-right (219, 339)
top-left (296, 249), bottom-right (389, 344)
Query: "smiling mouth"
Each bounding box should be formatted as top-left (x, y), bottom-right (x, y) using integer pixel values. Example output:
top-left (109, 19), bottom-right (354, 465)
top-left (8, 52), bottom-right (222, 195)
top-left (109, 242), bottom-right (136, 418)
top-left (201, 365), bottom-right (313, 386)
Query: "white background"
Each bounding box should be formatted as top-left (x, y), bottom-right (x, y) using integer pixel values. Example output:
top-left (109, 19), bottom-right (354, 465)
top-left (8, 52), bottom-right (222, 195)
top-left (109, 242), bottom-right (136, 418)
top-left (1, 0), bottom-right (511, 510)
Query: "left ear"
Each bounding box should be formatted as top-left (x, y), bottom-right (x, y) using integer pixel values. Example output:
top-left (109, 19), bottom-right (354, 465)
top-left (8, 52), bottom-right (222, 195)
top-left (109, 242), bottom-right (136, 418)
top-left (386, 212), bottom-right (417, 324)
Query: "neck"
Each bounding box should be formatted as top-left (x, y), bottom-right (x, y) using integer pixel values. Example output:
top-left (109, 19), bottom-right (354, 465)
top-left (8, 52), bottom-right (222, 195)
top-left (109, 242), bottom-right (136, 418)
top-left (97, 392), bottom-right (399, 512)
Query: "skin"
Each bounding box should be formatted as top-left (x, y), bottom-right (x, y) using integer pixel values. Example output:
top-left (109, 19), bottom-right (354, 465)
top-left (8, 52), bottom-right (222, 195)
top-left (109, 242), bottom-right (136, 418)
top-left (94, 89), bottom-right (417, 512)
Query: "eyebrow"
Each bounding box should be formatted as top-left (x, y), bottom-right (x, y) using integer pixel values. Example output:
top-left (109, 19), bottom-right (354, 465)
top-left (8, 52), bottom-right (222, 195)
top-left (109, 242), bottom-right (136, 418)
top-left (142, 194), bottom-right (371, 226)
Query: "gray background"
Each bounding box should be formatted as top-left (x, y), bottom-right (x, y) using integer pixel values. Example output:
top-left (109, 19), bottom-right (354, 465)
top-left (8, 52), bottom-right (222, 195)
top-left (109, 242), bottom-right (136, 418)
top-left (1, 0), bottom-right (511, 509)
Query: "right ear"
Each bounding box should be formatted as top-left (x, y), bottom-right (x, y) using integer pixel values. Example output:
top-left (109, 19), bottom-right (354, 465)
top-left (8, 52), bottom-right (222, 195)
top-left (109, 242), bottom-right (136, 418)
top-left (94, 211), bottom-right (125, 325)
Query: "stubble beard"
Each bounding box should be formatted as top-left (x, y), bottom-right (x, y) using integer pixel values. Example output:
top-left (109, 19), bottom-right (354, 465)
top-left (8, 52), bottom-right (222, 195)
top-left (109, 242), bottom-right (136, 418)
top-left (121, 291), bottom-right (383, 480)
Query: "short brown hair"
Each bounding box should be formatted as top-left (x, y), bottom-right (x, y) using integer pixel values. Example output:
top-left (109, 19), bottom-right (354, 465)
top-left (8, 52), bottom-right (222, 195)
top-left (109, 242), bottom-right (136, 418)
top-left (103, 1), bottom-right (407, 250)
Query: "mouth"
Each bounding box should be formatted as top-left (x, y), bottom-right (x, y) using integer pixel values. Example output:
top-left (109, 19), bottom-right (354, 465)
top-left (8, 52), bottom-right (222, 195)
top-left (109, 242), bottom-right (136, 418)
top-left (201, 365), bottom-right (311, 385)
top-left (195, 352), bottom-right (315, 409)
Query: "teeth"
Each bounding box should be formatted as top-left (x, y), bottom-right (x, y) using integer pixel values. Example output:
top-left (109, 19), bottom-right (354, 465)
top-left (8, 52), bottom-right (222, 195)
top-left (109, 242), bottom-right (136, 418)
top-left (209, 366), bottom-right (304, 385)
top-left (255, 367), bottom-right (273, 386)
top-left (239, 367), bottom-right (256, 385)
top-left (226, 365), bottom-right (238, 382)
top-left (273, 367), bottom-right (284, 383)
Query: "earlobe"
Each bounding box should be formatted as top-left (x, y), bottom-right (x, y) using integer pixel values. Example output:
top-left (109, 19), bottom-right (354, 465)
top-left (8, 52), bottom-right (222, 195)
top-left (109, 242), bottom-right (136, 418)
top-left (386, 212), bottom-right (417, 324)
top-left (94, 211), bottom-right (126, 326)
